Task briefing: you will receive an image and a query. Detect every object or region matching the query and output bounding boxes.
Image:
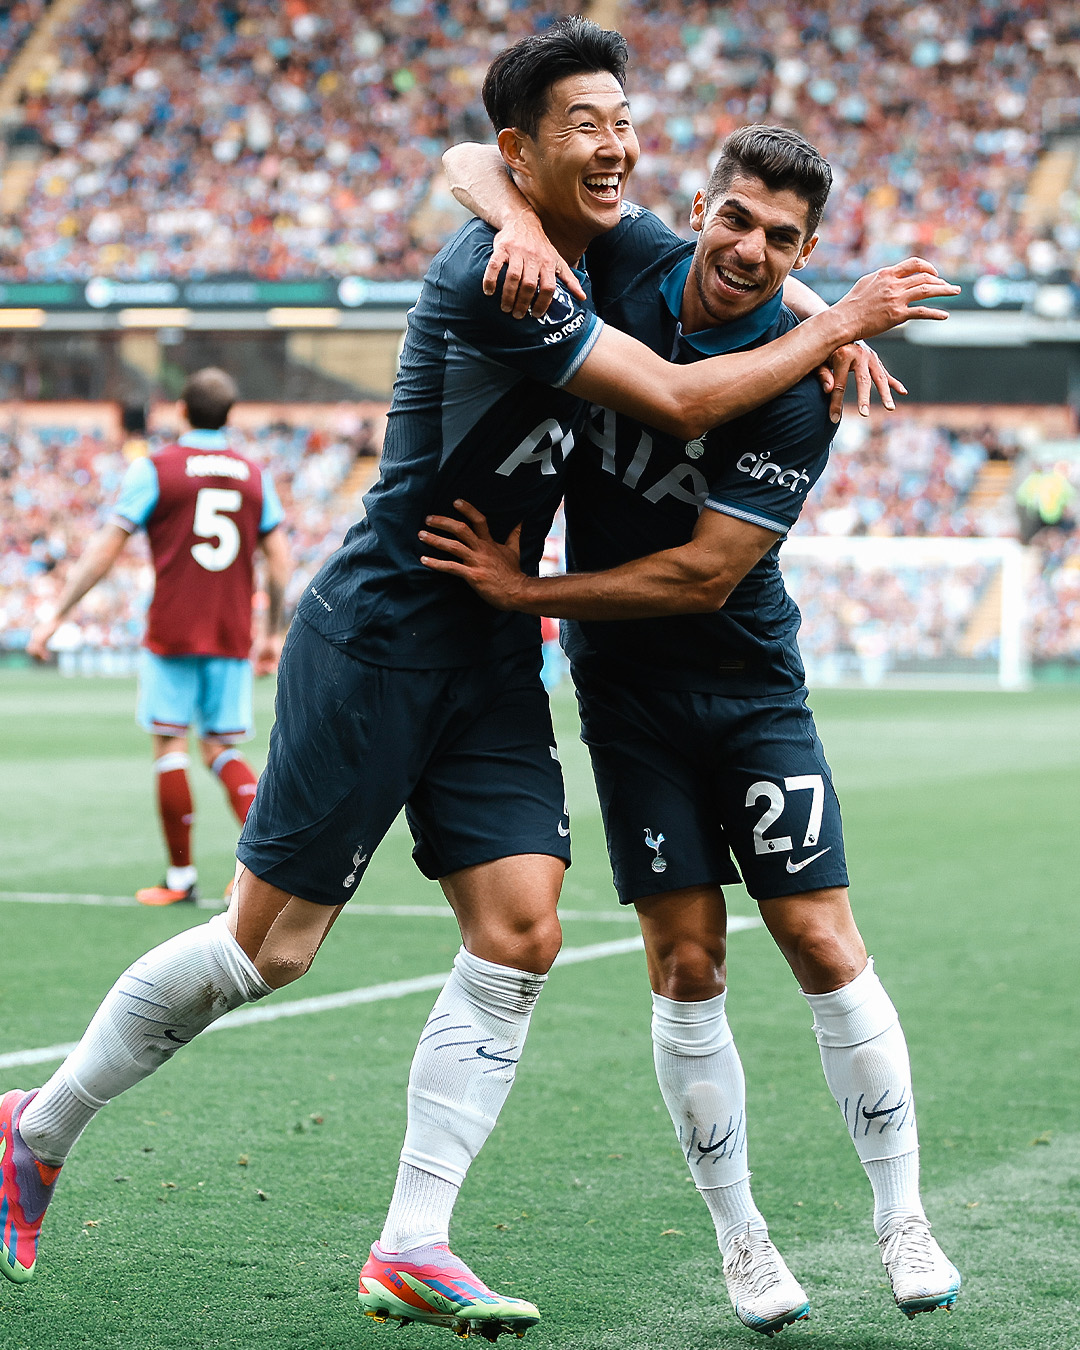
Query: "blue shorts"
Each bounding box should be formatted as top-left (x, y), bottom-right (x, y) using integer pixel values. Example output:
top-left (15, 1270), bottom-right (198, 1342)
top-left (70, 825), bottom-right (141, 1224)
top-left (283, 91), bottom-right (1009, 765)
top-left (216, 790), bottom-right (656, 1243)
top-left (137, 651), bottom-right (253, 742)
top-left (237, 617), bottom-right (571, 905)
top-left (573, 668), bottom-right (849, 905)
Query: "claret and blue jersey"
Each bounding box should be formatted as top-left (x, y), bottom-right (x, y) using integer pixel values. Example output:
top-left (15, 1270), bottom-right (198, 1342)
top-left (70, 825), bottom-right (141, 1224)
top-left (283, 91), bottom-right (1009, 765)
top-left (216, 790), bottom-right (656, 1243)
top-left (297, 217), bottom-right (602, 669)
top-left (564, 205), bottom-right (838, 697)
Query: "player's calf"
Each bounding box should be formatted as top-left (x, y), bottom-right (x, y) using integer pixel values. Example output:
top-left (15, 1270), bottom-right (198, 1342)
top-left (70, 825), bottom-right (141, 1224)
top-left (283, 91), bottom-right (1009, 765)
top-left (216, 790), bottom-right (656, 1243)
top-left (0, 1090), bottom-right (62, 1285)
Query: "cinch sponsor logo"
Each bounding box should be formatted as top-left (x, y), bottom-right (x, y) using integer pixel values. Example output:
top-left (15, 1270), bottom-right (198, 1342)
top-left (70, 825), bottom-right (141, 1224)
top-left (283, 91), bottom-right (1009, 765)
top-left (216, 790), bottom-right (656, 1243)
top-left (542, 311), bottom-right (586, 346)
top-left (736, 450), bottom-right (810, 493)
top-left (185, 454), bottom-right (250, 480)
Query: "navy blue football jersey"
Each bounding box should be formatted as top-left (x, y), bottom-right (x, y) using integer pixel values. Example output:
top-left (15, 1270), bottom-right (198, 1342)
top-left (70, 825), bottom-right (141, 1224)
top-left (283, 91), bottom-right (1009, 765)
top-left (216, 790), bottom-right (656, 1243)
top-left (298, 218), bottom-right (602, 667)
top-left (563, 206), bottom-right (837, 695)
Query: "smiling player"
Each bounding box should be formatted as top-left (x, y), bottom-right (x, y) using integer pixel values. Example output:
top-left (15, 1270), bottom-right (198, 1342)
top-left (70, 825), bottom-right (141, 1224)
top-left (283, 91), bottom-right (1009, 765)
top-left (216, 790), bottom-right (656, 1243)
top-left (428, 124), bottom-right (962, 1334)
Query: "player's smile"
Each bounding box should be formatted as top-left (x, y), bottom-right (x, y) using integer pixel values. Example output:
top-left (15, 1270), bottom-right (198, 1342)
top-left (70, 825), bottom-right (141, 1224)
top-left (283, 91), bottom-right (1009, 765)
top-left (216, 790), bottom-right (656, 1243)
top-left (682, 173), bottom-right (818, 330)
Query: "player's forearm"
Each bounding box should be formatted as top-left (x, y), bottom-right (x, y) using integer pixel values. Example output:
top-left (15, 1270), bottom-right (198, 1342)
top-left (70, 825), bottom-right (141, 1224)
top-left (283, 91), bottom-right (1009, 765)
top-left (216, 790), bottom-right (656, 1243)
top-left (505, 551), bottom-right (733, 620)
top-left (671, 305), bottom-right (858, 433)
top-left (574, 307), bottom-right (853, 440)
top-left (50, 525), bottom-right (129, 619)
top-left (443, 143), bottom-right (530, 230)
top-left (261, 529), bottom-right (291, 633)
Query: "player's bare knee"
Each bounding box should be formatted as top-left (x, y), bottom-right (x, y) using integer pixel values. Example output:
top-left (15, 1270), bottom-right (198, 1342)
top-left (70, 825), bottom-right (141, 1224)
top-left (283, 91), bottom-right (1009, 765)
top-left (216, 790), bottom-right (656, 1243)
top-left (786, 926), bottom-right (866, 993)
top-left (649, 938), bottom-right (726, 1001)
top-left (479, 910), bottom-right (562, 975)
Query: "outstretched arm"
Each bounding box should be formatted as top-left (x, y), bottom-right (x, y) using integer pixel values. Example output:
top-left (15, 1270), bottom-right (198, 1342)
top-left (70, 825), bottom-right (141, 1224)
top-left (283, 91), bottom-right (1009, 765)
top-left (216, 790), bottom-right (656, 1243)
top-left (26, 522), bottom-right (131, 659)
top-left (420, 500), bottom-right (777, 619)
top-left (569, 259), bottom-right (956, 439)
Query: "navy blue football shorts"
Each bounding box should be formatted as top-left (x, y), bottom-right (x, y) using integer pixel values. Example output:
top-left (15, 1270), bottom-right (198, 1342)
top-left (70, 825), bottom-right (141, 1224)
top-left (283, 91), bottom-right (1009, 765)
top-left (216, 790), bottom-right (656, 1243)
top-left (573, 667), bottom-right (849, 905)
top-left (237, 617), bottom-right (571, 905)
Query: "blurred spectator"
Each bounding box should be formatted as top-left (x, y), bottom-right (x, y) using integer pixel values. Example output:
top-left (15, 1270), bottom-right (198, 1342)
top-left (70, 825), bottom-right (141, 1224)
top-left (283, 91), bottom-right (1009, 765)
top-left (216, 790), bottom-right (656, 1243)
top-left (1015, 458), bottom-right (1076, 541)
top-left (0, 0), bottom-right (45, 76)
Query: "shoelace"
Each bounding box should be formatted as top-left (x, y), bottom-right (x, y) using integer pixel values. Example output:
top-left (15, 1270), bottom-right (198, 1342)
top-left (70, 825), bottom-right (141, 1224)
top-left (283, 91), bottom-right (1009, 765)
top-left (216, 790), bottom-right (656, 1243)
top-left (729, 1234), bottom-right (786, 1297)
top-left (879, 1219), bottom-right (937, 1273)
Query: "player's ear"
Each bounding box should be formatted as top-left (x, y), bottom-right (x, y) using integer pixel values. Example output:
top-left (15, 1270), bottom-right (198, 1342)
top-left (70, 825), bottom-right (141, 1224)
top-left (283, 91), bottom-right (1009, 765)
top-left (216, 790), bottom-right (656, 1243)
top-left (690, 190), bottom-right (707, 234)
top-left (497, 126), bottom-right (530, 178)
top-left (792, 233), bottom-right (819, 270)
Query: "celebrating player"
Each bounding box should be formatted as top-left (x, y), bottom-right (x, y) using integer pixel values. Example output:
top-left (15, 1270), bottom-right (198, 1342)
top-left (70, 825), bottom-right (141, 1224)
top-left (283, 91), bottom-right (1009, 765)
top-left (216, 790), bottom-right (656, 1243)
top-left (425, 124), bottom-right (961, 1333)
top-left (26, 367), bottom-right (290, 905)
top-left (1, 22), bottom-right (956, 1337)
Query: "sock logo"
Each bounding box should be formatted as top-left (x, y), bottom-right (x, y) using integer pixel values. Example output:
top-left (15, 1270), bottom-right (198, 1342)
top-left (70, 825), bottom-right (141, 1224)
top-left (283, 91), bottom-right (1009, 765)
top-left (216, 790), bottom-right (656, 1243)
top-left (343, 845), bottom-right (368, 889)
top-left (644, 827), bottom-right (667, 873)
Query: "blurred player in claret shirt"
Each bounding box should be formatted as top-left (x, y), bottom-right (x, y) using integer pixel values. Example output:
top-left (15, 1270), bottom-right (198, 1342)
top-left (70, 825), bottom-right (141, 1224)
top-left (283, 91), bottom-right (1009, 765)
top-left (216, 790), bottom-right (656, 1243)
top-left (27, 367), bottom-right (291, 905)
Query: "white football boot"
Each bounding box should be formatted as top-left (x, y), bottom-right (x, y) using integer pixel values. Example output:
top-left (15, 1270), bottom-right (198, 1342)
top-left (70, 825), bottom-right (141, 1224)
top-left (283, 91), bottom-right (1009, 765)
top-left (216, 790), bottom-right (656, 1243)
top-left (723, 1227), bottom-right (810, 1336)
top-left (879, 1216), bottom-right (961, 1318)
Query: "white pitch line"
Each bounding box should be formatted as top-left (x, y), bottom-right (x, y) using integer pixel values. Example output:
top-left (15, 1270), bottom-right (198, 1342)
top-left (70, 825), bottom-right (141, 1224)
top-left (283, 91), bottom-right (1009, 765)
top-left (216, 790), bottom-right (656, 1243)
top-left (0, 893), bottom-right (639, 922)
top-left (0, 919), bottom-right (761, 1072)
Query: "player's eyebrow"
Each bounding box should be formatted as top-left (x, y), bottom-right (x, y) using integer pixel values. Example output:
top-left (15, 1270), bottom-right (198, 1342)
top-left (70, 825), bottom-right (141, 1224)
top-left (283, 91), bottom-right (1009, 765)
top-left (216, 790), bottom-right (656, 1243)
top-left (564, 98), bottom-right (631, 118)
top-left (719, 195), bottom-right (804, 243)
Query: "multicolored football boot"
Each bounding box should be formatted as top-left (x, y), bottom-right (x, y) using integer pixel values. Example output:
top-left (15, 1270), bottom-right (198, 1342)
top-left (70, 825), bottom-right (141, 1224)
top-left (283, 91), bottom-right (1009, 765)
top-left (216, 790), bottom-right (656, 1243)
top-left (879, 1216), bottom-right (961, 1318)
top-left (359, 1242), bottom-right (540, 1341)
top-left (0, 1089), bottom-right (61, 1285)
top-left (135, 881), bottom-right (199, 906)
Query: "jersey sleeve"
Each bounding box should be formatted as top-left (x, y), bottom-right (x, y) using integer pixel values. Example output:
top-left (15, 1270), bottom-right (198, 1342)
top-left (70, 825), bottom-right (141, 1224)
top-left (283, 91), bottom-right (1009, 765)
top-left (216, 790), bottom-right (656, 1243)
top-left (437, 227), bottom-right (603, 388)
top-left (259, 469), bottom-right (285, 534)
top-left (704, 384), bottom-right (836, 535)
top-left (110, 455), bottom-right (159, 531)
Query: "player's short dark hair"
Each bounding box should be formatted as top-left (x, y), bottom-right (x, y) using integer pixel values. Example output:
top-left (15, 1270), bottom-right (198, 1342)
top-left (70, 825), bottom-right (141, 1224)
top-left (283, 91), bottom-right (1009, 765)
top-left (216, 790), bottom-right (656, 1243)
top-left (482, 16), bottom-right (628, 139)
top-left (705, 125), bottom-right (833, 238)
top-left (182, 367), bottom-right (237, 429)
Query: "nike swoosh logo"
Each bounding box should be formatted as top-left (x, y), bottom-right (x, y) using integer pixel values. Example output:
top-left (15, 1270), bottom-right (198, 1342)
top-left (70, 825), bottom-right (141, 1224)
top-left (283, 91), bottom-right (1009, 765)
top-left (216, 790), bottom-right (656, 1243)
top-left (785, 847), bottom-right (831, 874)
top-left (696, 1135), bottom-right (734, 1157)
top-left (863, 1096), bottom-right (906, 1121)
top-left (557, 822), bottom-right (570, 837)
top-left (476, 1046), bottom-right (518, 1066)
top-left (164, 1029), bottom-right (192, 1044)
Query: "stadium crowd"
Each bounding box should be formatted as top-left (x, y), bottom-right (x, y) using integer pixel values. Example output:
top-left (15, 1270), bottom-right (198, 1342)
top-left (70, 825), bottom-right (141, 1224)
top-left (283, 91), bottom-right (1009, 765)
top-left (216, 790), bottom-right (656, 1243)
top-left (1, 0), bottom-right (1078, 282)
top-left (3, 410), bottom-right (1079, 674)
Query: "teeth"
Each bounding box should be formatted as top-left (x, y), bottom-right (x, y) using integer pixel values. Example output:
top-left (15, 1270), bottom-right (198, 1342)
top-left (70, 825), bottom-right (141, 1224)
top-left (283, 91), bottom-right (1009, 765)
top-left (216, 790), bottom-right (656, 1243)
top-left (718, 267), bottom-right (754, 290)
top-left (585, 176), bottom-right (619, 188)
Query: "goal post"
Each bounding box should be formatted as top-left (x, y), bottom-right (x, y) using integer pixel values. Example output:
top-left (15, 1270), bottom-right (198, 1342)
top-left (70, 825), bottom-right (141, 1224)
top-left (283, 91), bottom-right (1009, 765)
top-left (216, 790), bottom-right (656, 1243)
top-left (780, 535), bottom-right (1033, 690)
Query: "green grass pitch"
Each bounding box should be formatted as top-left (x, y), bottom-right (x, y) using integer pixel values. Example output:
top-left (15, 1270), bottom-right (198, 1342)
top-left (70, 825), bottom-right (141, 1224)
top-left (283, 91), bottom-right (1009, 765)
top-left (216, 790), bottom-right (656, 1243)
top-left (1, 669), bottom-right (1078, 1349)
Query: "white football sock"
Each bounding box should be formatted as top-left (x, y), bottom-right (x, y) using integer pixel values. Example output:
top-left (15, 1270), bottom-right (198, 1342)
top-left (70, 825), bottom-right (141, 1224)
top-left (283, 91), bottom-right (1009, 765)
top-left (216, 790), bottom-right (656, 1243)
top-left (802, 958), bottom-right (925, 1234)
top-left (652, 991), bottom-right (767, 1257)
top-left (381, 946), bottom-right (546, 1253)
top-left (19, 914), bottom-right (270, 1165)
top-left (378, 1163), bottom-right (460, 1253)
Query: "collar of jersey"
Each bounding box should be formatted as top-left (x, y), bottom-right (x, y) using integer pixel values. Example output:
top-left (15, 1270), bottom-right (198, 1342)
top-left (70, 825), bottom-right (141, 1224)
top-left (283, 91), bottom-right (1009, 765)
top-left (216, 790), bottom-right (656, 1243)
top-left (178, 429), bottom-right (229, 449)
top-left (660, 253), bottom-right (784, 355)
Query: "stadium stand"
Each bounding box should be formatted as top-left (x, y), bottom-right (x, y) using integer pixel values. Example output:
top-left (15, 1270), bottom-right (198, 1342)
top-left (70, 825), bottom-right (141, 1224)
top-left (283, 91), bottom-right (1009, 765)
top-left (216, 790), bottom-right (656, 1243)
top-left (0, 0), bottom-right (1077, 281)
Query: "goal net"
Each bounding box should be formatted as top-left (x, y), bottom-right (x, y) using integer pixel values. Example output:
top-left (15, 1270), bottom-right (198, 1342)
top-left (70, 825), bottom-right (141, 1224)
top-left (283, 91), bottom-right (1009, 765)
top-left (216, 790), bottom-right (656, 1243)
top-left (780, 535), bottom-right (1032, 689)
